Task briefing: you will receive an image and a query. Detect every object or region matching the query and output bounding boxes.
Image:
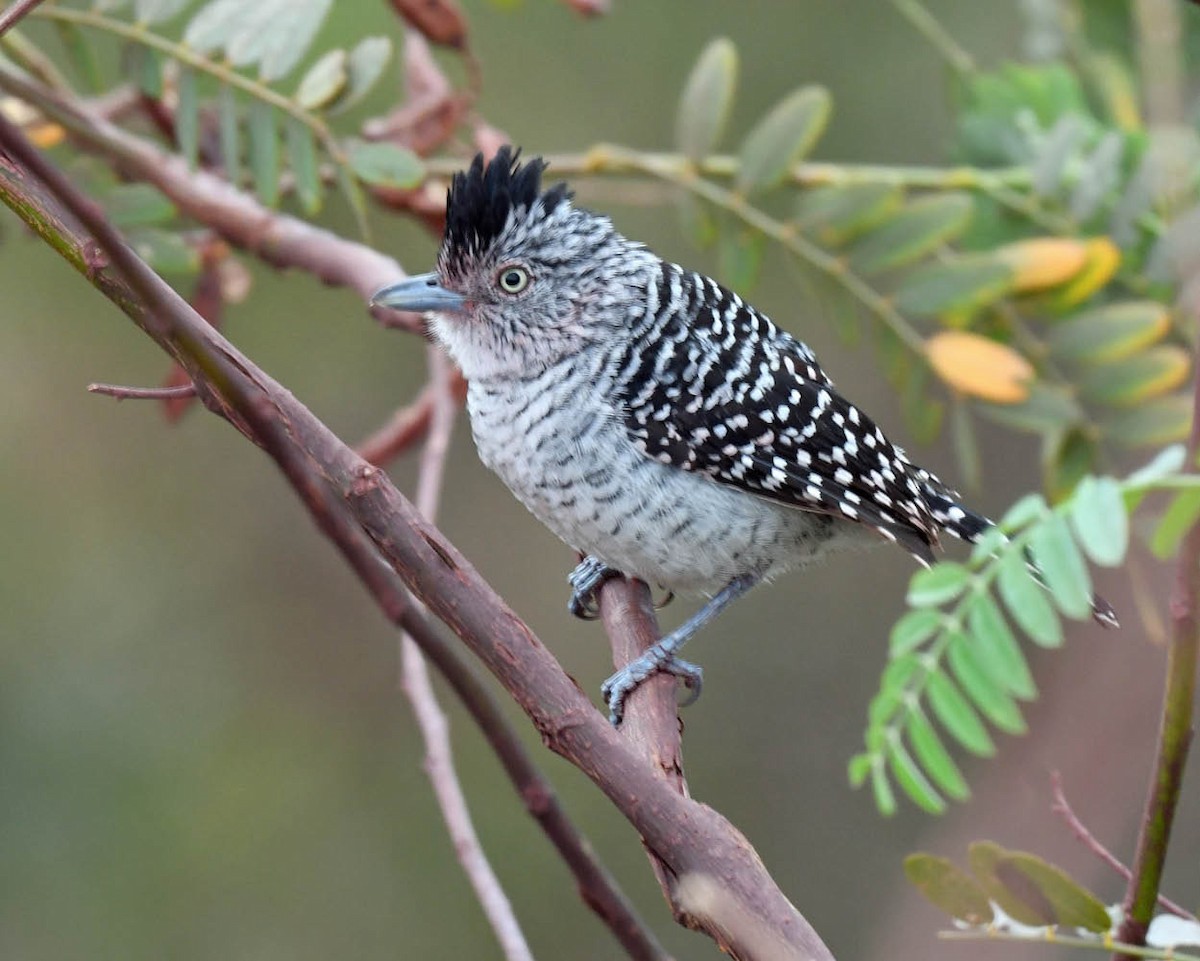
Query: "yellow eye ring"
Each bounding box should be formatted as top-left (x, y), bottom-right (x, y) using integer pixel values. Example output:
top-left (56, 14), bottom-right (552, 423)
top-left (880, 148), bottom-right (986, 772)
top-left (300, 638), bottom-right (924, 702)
top-left (497, 266), bottom-right (531, 295)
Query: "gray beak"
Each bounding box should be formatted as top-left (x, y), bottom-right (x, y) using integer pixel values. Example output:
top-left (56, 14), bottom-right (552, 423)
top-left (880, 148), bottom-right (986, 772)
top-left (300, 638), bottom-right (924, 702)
top-left (370, 272), bottom-right (466, 313)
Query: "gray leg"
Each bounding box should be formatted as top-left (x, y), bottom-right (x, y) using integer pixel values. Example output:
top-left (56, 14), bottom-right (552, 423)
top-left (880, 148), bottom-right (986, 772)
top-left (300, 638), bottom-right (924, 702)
top-left (601, 572), bottom-right (762, 725)
top-left (567, 556), bottom-right (619, 621)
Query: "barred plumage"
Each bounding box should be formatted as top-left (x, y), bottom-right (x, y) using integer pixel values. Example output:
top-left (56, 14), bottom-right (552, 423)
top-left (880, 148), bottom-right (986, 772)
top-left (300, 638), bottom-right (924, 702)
top-left (372, 147), bottom-right (1116, 724)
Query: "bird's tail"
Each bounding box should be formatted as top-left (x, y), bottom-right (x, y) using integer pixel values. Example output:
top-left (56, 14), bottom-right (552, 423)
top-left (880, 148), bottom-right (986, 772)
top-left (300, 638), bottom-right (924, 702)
top-left (924, 486), bottom-right (1119, 629)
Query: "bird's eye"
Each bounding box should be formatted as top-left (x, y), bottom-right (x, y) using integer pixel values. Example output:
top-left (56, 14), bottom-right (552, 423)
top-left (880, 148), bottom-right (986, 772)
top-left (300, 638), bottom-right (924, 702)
top-left (497, 266), bottom-right (531, 295)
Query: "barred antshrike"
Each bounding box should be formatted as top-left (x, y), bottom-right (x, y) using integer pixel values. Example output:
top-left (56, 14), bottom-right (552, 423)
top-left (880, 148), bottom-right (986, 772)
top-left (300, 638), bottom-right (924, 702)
top-left (372, 147), bottom-right (1117, 724)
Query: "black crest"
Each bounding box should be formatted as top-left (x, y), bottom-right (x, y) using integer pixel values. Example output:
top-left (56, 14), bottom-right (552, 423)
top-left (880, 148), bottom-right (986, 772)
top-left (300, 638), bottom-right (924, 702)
top-left (444, 146), bottom-right (571, 258)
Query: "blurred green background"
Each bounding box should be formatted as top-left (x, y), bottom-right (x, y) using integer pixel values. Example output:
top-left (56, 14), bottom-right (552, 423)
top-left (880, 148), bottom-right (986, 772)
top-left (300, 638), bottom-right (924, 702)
top-left (1, 1), bottom-right (1196, 958)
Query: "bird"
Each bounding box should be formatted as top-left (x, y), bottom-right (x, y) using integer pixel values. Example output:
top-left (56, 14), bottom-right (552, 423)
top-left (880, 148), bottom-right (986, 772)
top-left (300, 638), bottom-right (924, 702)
top-left (371, 146), bottom-right (1117, 725)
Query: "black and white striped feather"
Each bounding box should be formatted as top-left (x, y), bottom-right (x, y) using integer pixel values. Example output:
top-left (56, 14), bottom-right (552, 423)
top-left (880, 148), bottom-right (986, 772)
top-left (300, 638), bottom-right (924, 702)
top-left (615, 264), bottom-right (988, 565)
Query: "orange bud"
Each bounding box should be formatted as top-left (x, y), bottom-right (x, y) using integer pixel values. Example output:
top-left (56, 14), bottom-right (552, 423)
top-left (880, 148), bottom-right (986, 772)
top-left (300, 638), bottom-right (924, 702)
top-left (926, 331), bottom-right (1033, 404)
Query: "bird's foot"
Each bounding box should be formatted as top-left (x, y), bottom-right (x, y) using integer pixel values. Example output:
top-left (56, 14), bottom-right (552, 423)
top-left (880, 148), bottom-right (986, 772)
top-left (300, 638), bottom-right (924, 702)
top-left (601, 648), bottom-right (703, 726)
top-left (567, 557), bottom-right (619, 620)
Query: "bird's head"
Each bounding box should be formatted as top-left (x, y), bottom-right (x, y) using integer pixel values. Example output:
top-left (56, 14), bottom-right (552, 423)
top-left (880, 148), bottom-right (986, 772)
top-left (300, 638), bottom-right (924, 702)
top-left (371, 147), bottom-right (650, 380)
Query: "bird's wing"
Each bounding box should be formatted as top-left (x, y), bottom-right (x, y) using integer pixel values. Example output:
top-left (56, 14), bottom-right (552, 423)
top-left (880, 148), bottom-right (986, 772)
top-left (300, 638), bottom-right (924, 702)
top-left (619, 274), bottom-right (941, 561)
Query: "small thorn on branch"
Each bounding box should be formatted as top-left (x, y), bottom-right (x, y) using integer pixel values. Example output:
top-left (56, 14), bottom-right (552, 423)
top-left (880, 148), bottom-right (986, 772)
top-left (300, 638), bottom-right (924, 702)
top-left (88, 382), bottom-right (198, 401)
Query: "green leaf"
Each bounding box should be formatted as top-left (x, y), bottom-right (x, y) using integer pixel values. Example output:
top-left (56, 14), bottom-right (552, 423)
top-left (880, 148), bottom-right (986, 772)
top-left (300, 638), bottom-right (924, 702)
top-left (127, 44), bottom-right (163, 99)
top-left (103, 183), bottom-right (176, 228)
top-left (904, 854), bottom-right (994, 924)
top-left (902, 360), bottom-right (944, 444)
top-left (129, 228), bottom-right (200, 274)
top-left (1078, 346), bottom-right (1192, 408)
top-left (849, 193), bottom-right (973, 274)
top-left (247, 99), bottom-right (280, 206)
top-left (1047, 301), bottom-right (1171, 366)
top-left (795, 182), bottom-right (904, 246)
top-left (347, 141), bottom-right (425, 189)
top-left (997, 550), bottom-right (1063, 648)
top-left (870, 761), bottom-right (897, 816)
top-left (996, 852), bottom-right (1112, 932)
top-left (1150, 488), bottom-right (1200, 559)
top-left (1070, 476), bottom-right (1128, 566)
top-left (925, 670), bottom-right (995, 756)
top-left (254, 0), bottom-right (335, 81)
top-left (1126, 444), bottom-right (1187, 486)
top-left (135, 0), bottom-right (192, 23)
top-left (1043, 427), bottom-right (1098, 505)
top-left (295, 48), bottom-right (349, 111)
top-left (717, 227), bottom-right (766, 295)
top-left (975, 383), bottom-right (1083, 436)
top-left (330, 36), bottom-right (393, 114)
top-left (285, 117), bottom-right (321, 214)
top-left (895, 255), bottom-right (1015, 318)
top-left (966, 593), bottom-right (1036, 700)
top-left (677, 193), bottom-right (719, 249)
top-left (217, 84), bottom-right (241, 185)
top-left (889, 609), bottom-right (943, 657)
top-left (1103, 393), bottom-right (1193, 448)
top-left (879, 654), bottom-right (921, 698)
top-left (736, 86), bottom-right (831, 195)
top-left (1029, 513), bottom-right (1093, 619)
top-left (947, 633), bottom-right (1027, 734)
top-left (969, 842), bottom-right (1111, 931)
top-left (951, 401), bottom-right (981, 493)
top-left (906, 710), bottom-right (969, 801)
top-left (676, 37), bottom-right (739, 162)
top-left (335, 160), bottom-right (369, 239)
top-left (52, 21), bottom-right (103, 93)
top-left (184, 0), bottom-right (246, 53)
top-left (847, 752), bottom-right (872, 788)
top-left (176, 66), bottom-right (199, 170)
top-left (1000, 492), bottom-right (1047, 531)
top-left (906, 563), bottom-right (971, 607)
top-left (886, 737), bottom-right (945, 814)
top-left (969, 841), bottom-right (1053, 926)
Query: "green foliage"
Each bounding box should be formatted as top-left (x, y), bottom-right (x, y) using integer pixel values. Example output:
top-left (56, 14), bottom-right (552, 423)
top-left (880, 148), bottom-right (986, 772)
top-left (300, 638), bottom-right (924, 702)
top-left (27, 0), bottom-right (413, 235)
top-left (666, 40), bottom-right (1192, 488)
top-left (907, 843), bottom-right (1111, 932)
top-left (852, 448), bottom-right (1200, 816)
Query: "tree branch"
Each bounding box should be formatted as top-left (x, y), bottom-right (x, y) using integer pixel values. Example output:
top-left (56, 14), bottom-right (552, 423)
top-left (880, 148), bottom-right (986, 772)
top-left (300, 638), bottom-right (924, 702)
top-left (0, 114), bottom-right (834, 960)
top-left (0, 0), bottom-right (46, 39)
top-left (1114, 306), bottom-right (1200, 955)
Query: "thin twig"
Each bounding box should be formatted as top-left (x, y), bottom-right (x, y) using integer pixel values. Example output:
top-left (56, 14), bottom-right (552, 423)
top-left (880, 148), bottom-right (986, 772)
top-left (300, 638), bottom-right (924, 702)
top-left (88, 382), bottom-right (197, 401)
top-left (399, 348), bottom-right (534, 961)
top-left (888, 0), bottom-right (976, 77)
top-left (1114, 303), bottom-right (1200, 955)
top-left (0, 114), bottom-right (678, 961)
top-left (1049, 773), bottom-right (1194, 920)
top-left (0, 0), bottom-right (46, 39)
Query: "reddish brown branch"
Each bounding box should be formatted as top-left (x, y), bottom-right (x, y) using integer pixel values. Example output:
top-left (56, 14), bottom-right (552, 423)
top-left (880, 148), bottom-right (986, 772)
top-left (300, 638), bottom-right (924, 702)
top-left (0, 103), bottom-right (834, 961)
top-left (1050, 773), bottom-right (1194, 920)
top-left (0, 0), bottom-right (46, 38)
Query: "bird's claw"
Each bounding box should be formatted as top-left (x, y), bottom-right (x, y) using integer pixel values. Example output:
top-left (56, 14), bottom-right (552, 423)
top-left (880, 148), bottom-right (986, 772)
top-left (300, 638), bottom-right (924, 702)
top-left (567, 556), bottom-right (619, 621)
top-left (601, 654), bottom-right (703, 725)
